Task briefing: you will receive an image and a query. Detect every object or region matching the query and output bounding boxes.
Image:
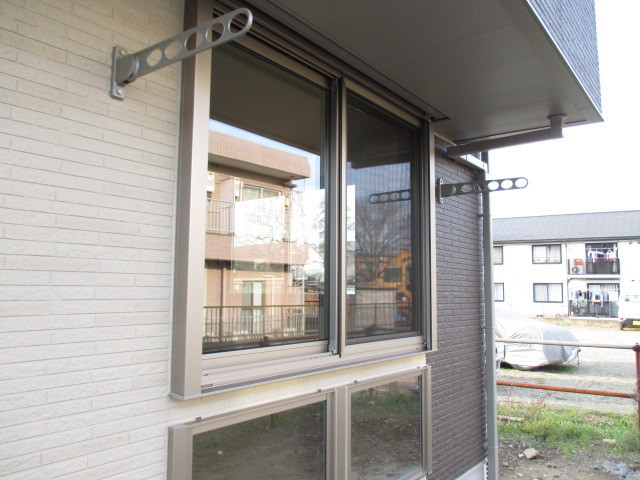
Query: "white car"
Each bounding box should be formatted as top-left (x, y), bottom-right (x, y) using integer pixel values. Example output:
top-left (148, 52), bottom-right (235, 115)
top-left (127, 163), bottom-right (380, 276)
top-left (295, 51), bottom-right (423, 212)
top-left (495, 316), bottom-right (580, 370)
top-left (618, 293), bottom-right (640, 330)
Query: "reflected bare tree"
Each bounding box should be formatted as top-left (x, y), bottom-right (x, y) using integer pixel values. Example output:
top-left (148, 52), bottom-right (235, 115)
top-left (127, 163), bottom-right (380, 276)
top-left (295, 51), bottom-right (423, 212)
top-left (354, 199), bottom-right (411, 283)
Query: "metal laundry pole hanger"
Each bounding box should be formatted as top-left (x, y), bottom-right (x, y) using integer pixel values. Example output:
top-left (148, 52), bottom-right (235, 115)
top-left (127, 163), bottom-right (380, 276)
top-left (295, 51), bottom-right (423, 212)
top-left (109, 8), bottom-right (252, 100)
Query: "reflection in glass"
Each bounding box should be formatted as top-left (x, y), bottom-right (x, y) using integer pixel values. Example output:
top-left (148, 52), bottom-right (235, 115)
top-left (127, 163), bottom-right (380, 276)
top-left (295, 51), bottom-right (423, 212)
top-left (203, 45), bottom-right (327, 353)
top-left (350, 377), bottom-right (421, 479)
top-left (346, 94), bottom-right (418, 342)
top-left (193, 402), bottom-right (325, 480)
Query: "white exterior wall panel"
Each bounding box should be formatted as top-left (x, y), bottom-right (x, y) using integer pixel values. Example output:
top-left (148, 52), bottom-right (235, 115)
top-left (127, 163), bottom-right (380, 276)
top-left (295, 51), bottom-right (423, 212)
top-left (0, 3), bottom-right (429, 479)
top-left (619, 240), bottom-right (640, 293)
top-left (0, 1), bottom-right (180, 478)
top-left (493, 243), bottom-right (567, 318)
top-left (496, 239), bottom-right (640, 319)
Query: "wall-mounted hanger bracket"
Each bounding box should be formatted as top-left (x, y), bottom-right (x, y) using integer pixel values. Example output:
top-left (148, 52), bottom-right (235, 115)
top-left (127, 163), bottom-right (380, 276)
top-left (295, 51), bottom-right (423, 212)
top-left (110, 8), bottom-right (252, 99)
top-left (437, 177), bottom-right (528, 204)
top-left (446, 115), bottom-right (566, 158)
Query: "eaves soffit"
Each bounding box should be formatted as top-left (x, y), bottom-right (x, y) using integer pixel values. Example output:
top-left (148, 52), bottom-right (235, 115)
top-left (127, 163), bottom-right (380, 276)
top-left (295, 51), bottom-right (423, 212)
top-left (250, 0), bottom-right (603, 144)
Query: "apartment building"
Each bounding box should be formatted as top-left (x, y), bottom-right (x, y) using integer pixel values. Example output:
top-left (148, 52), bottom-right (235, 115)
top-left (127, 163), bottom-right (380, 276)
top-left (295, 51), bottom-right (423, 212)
top-left (0, 1), bottom-right (601, 479)
top-left (493, 211), bottom-right (640, 320)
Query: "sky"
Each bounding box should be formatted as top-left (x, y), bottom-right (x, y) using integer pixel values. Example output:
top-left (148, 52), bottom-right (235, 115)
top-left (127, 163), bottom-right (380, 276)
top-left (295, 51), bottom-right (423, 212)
top-left (487, 0), bottom-right (640, 219)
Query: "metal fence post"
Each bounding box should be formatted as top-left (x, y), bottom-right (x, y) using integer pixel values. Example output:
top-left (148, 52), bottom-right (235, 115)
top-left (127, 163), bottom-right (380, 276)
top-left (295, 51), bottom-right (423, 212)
top-left (635, 343), bottom-right (640, 434)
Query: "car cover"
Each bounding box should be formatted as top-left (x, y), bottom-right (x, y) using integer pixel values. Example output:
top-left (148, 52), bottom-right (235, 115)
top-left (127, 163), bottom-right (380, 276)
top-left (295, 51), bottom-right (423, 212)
top-left (495, 317), bottom-right (580, 370)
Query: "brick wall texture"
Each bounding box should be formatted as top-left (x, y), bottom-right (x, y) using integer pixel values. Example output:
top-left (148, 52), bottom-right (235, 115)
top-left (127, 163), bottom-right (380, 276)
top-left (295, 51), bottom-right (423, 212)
top-left (528, 0), bottom-right (601, 113)
top-left (0, 1), bottom-right (182, 478)
top-left (428, 154), bottom-right (487, 479)
top-left (0, 1), bottom-right (487, 479)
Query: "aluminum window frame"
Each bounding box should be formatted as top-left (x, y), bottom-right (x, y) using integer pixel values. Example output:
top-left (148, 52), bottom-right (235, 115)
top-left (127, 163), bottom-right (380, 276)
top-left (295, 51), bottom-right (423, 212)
top-left (342, 84), bottom-right (423, 348)
top-left (345, 368), bottom-right (432, 479)
top-left (168, 367), bottom-right (431, 480)
top-left (168, 391), bottom-right (334, 480)
top-left (532, 282), bottom-right (564, 303)
top-left (493, 246), bottom-right (503, 265)
top-left (494, 282), bottom-right (504, 302)
top-left (171, 0), bottom-right (435, 399)
top-left (532, 244), bottom-right (562, 264)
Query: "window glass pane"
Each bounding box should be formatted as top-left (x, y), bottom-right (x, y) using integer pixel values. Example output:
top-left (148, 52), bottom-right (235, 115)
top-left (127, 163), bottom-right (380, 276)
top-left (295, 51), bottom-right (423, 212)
top-left (493, 246), bottom-right (503, 264)
top-left (193, 402), bottom-right (325, 479)
top-left (350, 377), bottom-right (421, 479)
top-left (548, 283), bottom-right (563, 302)
top-left (241, 185), bottom-right (262, 202)
top-left (533, 283), bottom-right (547, 302)
top-left (346, 94), bottom-right (418, 342)
top-left (204, 44), bottom-right (328, 353)
top-left (494, 283), bottom-right (504, 302)
top-left (533, 244), bottom-right (561, 263)
top-left (532, 245), bottom-right (546, 263)
top-left (548, 245), bottom-right (561, 263)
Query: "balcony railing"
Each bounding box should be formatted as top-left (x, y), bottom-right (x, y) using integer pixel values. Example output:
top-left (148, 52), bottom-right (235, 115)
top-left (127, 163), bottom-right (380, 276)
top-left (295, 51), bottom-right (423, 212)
top-left (569, 299), bottom-right (619, 318)
top-left (202, 301), bottom-right (411, 352)
top-left (203, 303), bottom-right (321, 352)
top-left (206, 198), bottom-right (234, 233)
top-left (568, 258), bottom-right (619, 275)
top-left (346, 301), bottom-right (412, 338)
top-left (206, 197), bottom-right (290, 241)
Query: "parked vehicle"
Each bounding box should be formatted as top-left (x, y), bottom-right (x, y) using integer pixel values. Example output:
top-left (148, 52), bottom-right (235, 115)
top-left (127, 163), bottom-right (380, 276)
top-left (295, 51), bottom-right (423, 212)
top-left (495, 315), bottom-right (580, 370)
top-left (618, 293), bottom-right (640, 330)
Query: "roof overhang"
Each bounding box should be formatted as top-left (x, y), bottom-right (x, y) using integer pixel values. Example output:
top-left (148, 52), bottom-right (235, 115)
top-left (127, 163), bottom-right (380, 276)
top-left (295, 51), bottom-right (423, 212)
top-left (248, 0), bottom-right (602, 144)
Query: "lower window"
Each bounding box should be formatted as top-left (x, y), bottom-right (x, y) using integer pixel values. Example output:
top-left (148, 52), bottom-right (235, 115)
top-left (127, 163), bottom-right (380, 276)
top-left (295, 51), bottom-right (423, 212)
top-left (350, 377), bottom-right (422, 479)
top-left (193, 402), bottom-right (325, 479)
top-left (168, 368), bottom-right (431, 480)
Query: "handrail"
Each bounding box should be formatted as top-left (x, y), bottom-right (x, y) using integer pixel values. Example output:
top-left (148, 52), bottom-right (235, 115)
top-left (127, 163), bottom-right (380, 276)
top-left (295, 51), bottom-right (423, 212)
top-left (496, 338), bottom-right (637, 350)
top-left (496, 339), bottom-right (640, 433)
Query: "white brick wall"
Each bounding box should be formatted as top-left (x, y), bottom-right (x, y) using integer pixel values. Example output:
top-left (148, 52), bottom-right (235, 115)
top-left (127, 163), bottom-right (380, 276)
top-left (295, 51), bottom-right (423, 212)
top-left (0, 2), bottom-right (430, 479)
top-left (0, 1), bottom-right (181, 478)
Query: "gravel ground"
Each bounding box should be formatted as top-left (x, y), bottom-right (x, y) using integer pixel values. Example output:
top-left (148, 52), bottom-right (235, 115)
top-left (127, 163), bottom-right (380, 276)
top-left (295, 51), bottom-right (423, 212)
top-left (497, 321), bottom-right (640, 414)
top-left (497, 320), bottom-right (640, 480)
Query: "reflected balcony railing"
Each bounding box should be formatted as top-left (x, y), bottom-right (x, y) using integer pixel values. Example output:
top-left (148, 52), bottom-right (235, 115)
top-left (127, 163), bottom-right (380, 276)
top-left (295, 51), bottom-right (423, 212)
top-left (206, 198), bottom-right (290, 240)
top-left (206, 198), bottom-right (234, 233)
top-left (567, 257), bottom-right (619, 275)
top-left (202, 301), bottom-right (412, 352)
top-left (203, 303), bottom-right (321, 353)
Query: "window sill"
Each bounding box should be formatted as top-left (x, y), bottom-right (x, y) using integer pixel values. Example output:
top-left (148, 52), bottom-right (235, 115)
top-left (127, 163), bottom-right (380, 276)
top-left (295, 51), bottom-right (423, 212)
top-left (183, 337), bottom-right (427, 398)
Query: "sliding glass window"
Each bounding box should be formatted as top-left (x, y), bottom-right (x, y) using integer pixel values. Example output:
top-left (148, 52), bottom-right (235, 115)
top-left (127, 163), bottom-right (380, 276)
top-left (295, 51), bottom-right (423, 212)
top-left (204, 44), bottom-right (328, 353)
top-left (346, 93), bottom-right (419, 343)
top-left (350, 376), bottom-right (422, 478)
top-left (192, 402), bottom-right (325, 479)
top-left (168, 368), bottom-right (431, 479)
top-left (172, 3), bottom-right (433, 397)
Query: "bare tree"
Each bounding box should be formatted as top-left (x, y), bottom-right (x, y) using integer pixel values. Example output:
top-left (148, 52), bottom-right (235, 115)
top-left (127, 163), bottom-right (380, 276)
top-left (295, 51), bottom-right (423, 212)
top-left (353, 199), bottom-right (411, 283)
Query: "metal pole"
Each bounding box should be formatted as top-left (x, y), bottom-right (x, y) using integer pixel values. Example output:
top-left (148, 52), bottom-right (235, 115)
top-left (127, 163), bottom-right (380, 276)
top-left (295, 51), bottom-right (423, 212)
top-left (497, 380), bottom-right (634, 398)
top-left (480, 154), bottom-right (499, 480)
top-left (495, 340), bottom-right (640, 434)
top-left (635, 344), bottom-right (640, 434)
top-left (496, 338), bottom-right (638, 349)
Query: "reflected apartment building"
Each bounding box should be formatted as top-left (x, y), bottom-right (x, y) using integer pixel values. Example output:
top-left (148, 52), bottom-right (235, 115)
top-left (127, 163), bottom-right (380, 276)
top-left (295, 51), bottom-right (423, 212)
top-left (202, 127), bottom-right (415, 353)
top-left (203, 130), bottom-right (321, 352)
top-left (1, 1), bottom-right (603, 478)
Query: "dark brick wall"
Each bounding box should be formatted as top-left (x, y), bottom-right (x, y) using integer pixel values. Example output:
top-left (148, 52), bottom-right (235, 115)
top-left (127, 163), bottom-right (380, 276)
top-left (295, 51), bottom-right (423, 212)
top-left (427, 153), bottom-right (487, 479)
top-left (528, 0), bottom-right (601, 113)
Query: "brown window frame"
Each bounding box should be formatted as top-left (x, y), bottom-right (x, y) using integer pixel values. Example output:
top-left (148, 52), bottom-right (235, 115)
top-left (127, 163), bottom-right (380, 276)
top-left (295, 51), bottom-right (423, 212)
top-left (171, 0), bottom-right (436, 399)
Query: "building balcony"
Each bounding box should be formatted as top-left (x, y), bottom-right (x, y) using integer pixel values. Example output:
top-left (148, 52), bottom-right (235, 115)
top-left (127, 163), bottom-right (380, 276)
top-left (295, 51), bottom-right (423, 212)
top-left (206, 198), bottom-right (235, 234)
top-left (206, 197), bottom-right (289, 239)
top-left (569, 299), bottom-right (618, 318)
top-left (567, 258), bottom-right (619, 276)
